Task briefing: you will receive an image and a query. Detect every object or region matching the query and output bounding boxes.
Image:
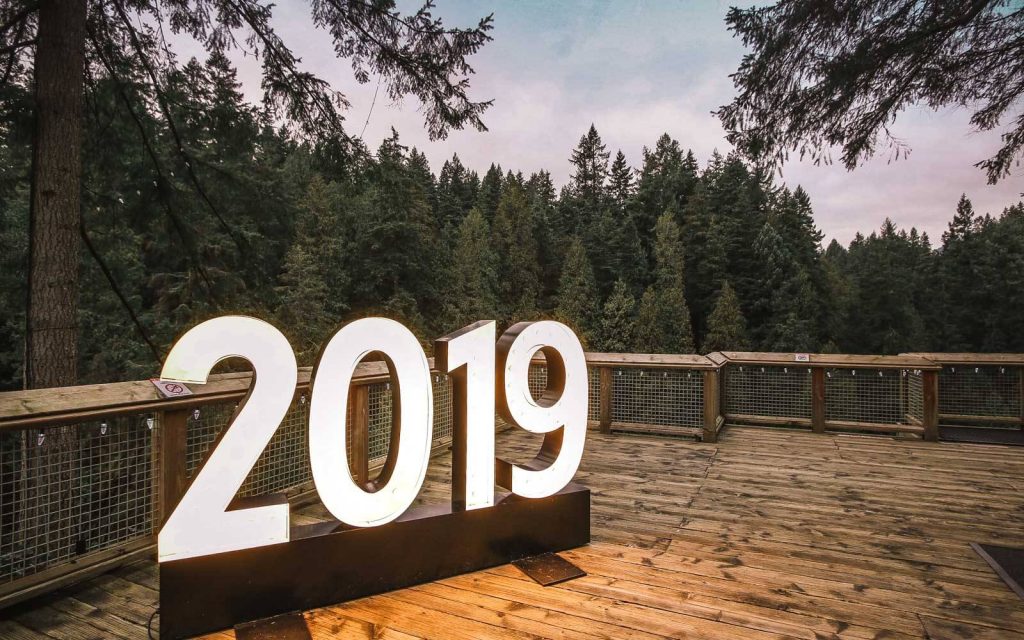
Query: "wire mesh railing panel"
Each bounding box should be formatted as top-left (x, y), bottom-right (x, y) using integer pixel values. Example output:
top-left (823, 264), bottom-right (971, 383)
top-left (528, 364), bottom-right (548, 399)
top-left (185, 399), bottom-right (315, 496)
top-left (0, 415), bottom-right (157, 585)
top-left (241, 397), bottom-right (311, 497)
top-left (366, 382), bottom-right (393, 467)
top-left (366, 375), bottom-right (453, 468)
top-left (185, 404), bottom-right (233, 477)
top-left (432, 374), bottom-right (453, 446)
top-left (518, 364), bottom-right (598, 423)
top-left (611, 368), bottom-right (703, 429)
top-left (723, 365), bottom-right (812, 420)
top-left (825, 368), bottom-right (907, 425)
top-left (938, 366), bottom-right (1021, 425)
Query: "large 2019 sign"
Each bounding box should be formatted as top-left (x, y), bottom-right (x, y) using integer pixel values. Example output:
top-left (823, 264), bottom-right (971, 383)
top-left (157, 317), bottom-right (588, 563)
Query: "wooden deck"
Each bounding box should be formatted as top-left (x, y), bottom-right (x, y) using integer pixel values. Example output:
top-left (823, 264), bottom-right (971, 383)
top-left (4, 426), bottom-right (1024, 639)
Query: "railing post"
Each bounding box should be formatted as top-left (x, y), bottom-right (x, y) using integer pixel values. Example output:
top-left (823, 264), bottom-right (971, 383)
top-left (702, 369), bottom-right (720, 443)
top-left (922, 370), bottom-right (939, 441)
top-left (1019, 367), bottom-right (1023, 430)
top-left (350, 384), bottom-right (370, 485)
top-left (811, 368), bottom-right (826, 434)
top-left (599, 366), bottom-right (613, 434)
top-left (158, 408), bottom-right (189, 526)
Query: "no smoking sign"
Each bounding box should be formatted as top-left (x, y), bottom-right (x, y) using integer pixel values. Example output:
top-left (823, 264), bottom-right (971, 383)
top-left (151, 378), bottom-right (194, 398)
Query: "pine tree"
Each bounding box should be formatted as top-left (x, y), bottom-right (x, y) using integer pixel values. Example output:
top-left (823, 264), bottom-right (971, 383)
top-left (755, 221), bottom-right (820, 351)
top-left (607, 150), bottom-right (634, 207)
top-left (681, 182), bottom-right (728, 342)
top-left (570, 125), bottom-right (610, 201)
top-left (277, 176), bottom-right (346, 363)
top-left (654, 213), bottom-right (695, 351)
top-left (634, 134), bottom-right (699, 264)
top-left (436, 154), bottom-right (474, 230)
top-left (492, 181), bottom-right (541, 323)
top-left (349, 132), bottom-right (442, 335)
top-left (555, 237), bottom-right (600, 346)
top-left (445, 207), bottom-right (498, 327)
top-left (476, 163), bottom-right (503, 221)
top-left (633, 213), bottom-right (695, 353)
top-left (596, 280), bottom-right (636, 352)
top-left (632, 289), bottom-right (661, 353)
top-left (525, 170), bottom-right (562, 310)
top-left (565, 125), bottom-right (610, 235)
top-left (703, 282), bottom-right (749, 352)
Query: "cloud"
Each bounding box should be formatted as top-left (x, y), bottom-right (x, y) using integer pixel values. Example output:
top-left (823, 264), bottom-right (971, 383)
top-left (174, 2), bottom-right (1023, 246)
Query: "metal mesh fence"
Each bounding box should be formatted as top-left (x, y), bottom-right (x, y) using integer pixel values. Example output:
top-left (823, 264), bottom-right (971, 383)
top-left (723, 365), bottom-right (812, 420)
top-left (937, 366), bottom-right (1021, 426)
top-left (611, 368), bottom-right (703, 429)
top-left (185, 399), bottom-right (313, 497)
top-left (518, 364), bottom-right (599, 424)
top-left (365, 375), bottom-right (453, 467)
top-left (825, 368), bottom-right (910, 425)
top-left (0, 415), bottom-right (157, 586)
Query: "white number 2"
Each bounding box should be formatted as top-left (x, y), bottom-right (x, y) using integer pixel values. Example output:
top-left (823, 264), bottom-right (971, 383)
top-left (158, 316), bottom-right (297, 562)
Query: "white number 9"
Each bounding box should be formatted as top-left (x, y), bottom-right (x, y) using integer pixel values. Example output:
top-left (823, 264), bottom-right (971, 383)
top-left (496, 321), bottom-right (588, 499)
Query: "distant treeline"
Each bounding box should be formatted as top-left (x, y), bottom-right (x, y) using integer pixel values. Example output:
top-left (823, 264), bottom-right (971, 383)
top-left (1, 53), bottom-right (1022, 389)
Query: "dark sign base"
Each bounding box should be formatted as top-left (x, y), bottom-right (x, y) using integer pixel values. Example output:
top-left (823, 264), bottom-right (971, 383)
top-left (160, 484), bottom-right (590, 640)
top-left (512, 552), bottom-right (586, 586)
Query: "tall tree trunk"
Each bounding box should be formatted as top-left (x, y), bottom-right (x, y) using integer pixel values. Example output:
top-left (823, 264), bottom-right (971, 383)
top-left (25, 0), bottom-right (87, 390)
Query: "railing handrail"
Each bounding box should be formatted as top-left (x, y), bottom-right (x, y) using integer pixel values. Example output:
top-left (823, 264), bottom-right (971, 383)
top-left (6, 349), bottom-right (1021, 432)
top-left (0, 352), bottom-right (716, 430)
top-left (0, 360), bottom-right (394, 430)
top-left (900, 352), bottom-right (1024, 366)
top-left (710, 351), bottom-right (941, 370)
top-left (580, 352), bottom-right (716, 369)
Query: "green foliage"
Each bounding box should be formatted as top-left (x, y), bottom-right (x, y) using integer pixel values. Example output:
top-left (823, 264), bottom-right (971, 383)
top-left (555, 238), bottom-right (600, 346)
top-left (445, 208), bottom-right (498, 328)
top-left (491, 182), bottom-right (540, 323)
top-left (703, 282), bottom-right (748, 352)
top-left (596, 280), bottom-right (636, 353)
top-left (276, 176), bottom-right (348, 364)
top-left (719, 1), bottom-right (1024, 183)
top-left (633, 213), bottom-right (695, 353)
top-left (3, 73), bottom-right (1024, 389)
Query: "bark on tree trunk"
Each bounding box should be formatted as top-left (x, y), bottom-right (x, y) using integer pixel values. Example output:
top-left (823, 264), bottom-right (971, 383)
top-left (25, 0), bottom-right (87, 390)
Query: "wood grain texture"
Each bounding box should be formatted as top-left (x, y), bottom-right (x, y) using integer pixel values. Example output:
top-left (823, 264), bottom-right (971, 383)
top-left (7, 426), bottom-right (1024, 639)
top-left (715, 351), bottom-right (941, 369)
top-left (903, 353), bottom-right (1024, 366)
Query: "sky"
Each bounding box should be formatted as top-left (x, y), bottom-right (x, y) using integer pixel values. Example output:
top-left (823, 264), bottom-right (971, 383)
top-left (178, 0), bottom-right (1023, 245)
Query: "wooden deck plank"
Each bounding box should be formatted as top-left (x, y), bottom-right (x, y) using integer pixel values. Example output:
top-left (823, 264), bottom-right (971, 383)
top-left (8, 426), bottom-right (1024, 639)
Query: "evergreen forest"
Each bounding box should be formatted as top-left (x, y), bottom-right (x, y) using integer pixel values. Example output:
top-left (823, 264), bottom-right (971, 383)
top-left (2, 53), bottom-right (1023, 390)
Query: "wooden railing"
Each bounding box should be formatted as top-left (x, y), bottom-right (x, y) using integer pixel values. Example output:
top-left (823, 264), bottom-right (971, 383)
top-left (902, 353), bottom-right (1024, 428)
top-left (709, 352), bottom-right (942, 439)
top-left (0, 350), bottom-right (1020, 608)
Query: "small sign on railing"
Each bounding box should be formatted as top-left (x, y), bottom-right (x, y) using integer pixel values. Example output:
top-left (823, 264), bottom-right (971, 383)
top-left (794, 354), bottom-right (810, 362)
top-left (150, 378), bottom-right (194, 399)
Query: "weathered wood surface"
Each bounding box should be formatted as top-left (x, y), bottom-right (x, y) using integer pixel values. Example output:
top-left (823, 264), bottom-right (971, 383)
top-left (0, 353), bottom-right (710, 429)
top-left (583, 352), bottom-right (716, 370)
top-left (713, 351), bottom-right (941, 370)
top-left (5, 427), bottom-right (1024, 639)
top-left (903, 353), bottom-right (1024, 367)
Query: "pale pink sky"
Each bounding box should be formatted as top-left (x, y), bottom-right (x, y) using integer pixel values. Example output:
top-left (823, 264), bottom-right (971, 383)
top-left (173, 1), bottom-right (1023, 245)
